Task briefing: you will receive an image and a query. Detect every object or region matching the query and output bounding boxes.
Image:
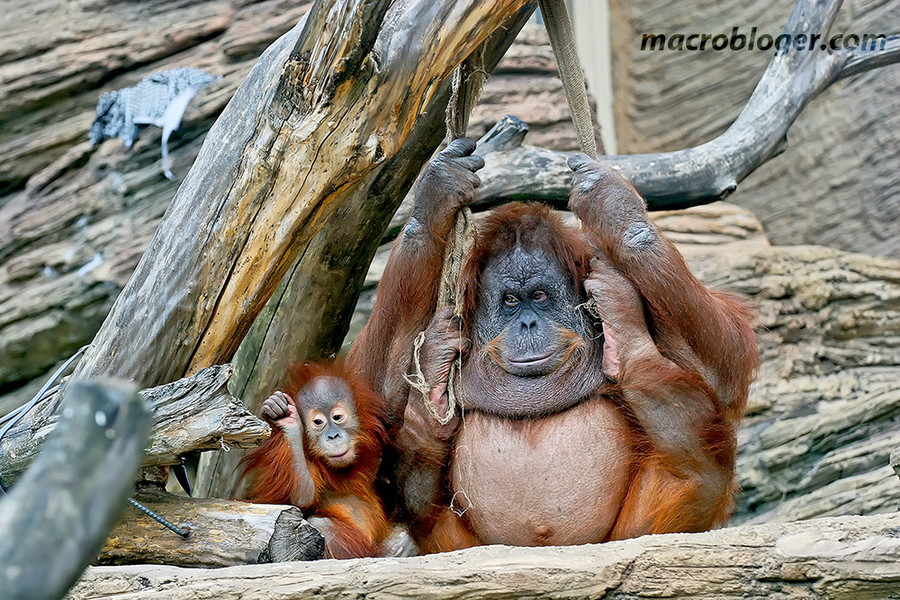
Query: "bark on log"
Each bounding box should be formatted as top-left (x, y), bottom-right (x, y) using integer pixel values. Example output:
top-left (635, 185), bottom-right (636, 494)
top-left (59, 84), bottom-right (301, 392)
top-left (100, 490), bottom-right (324, 567)
top-left (69, 513), bottom-right (900, 599)
top-left (0, 380), bottom-right (149, 600)
top-left (195, 3), bottom-right (538, 500)
top-left (0, 364), bottom-right (268, 486)
top-left (63, 0), bottom-right (533, 396)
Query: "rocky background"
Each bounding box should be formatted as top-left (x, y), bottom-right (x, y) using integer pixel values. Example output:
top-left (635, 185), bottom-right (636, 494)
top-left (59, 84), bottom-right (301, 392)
top-left (0, 0), bottom-right (897, 526)
top-left (609, 0), bottom-right (900, 258)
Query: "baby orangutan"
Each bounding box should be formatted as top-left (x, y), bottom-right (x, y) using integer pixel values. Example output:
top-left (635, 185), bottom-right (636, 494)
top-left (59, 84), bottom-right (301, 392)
top-left (239, 361), bottom-right (391, 558)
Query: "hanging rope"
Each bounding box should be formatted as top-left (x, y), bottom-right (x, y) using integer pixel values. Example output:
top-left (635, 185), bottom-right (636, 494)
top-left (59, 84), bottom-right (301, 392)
top-left (411, 2), bottom-right (598, 424)
top-left (539, 0), bottom-right (598, 159)
top-left (440, 41), bottom-right (484, 317)
top-left (406, 47), bottom-right (487, 426)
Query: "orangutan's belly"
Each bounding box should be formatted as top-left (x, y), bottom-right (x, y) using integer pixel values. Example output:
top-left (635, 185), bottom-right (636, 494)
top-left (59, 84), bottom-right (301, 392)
top-left (451, 398), bottom-right (631, 546)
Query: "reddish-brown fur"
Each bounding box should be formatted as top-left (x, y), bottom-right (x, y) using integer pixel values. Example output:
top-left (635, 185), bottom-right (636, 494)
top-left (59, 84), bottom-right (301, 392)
top-left (460, 203), bottom-right (755, 540)
top-left (459, 203), bottom-right (593, 316)
top-left (347, 151), bottom-right (758, 552)
top-left (238, 360), bottom-right (391, 559)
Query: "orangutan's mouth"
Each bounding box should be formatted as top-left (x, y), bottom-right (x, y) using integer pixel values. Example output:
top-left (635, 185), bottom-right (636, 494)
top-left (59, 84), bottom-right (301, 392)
top-left (507, 352), bottom-right (555, 368)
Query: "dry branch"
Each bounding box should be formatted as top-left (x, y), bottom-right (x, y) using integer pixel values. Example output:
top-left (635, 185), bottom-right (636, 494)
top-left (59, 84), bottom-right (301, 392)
top-left (64, 0), bottom-right (533, 396)
top-left (69, 513), bottom-right (900, 600)
top-left (0, 380), bottom-right (149, 600)
top-left (0, 364), bottom-right (267, 486)
top-left (389, 3), bottom-right (900, 215)
top-left (100, 490), bottom-right (324, 567)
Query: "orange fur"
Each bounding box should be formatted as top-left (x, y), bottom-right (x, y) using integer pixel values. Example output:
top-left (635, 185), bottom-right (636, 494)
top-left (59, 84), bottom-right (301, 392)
top-left (417, 508), bottom-right (481, 554)
top-left (238, 359), bottom-right (391, 558)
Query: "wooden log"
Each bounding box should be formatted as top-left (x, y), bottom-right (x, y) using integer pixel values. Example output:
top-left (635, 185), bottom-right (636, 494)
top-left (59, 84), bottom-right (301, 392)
top-left (139, 364), bottom-right (268, 465)
top-left (0, 380), bottom-right (149, 600)
top-left (99, 490), bottom-right (324, 567)
top-left (69, 513), bottom-right (900, 599)
top-left (194, 3), bottom-right (538, 500)
top-left (0, 364), bottom-right (268, 486)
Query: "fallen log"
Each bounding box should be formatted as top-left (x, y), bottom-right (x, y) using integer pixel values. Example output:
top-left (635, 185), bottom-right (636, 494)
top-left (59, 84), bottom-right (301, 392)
top-left (100, 490), bottom-right (324, 567)
top-left (69, 512), bottom-right (900, 599)
top-left (0, 364), bottom-right (268, 486)
top-left (0, 380), bottom-right (149, 600)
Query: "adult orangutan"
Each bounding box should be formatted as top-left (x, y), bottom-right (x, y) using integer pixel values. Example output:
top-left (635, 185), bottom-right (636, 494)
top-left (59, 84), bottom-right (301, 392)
top-left (347, 138), bottom-right (758, 553)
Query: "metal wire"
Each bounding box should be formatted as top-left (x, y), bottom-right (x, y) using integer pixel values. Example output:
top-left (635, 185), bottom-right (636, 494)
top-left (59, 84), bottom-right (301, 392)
top-left (0, 346), bottom-right (91, 495)
top-left (128, 498), bottom-right (190, 538)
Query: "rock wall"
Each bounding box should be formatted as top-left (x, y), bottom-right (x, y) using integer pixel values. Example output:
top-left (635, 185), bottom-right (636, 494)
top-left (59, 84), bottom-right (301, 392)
top-left (608, 0), bottom-right (900, 258)
top-left (0, 0), bottom-right (312, 411)
top-left (672, 209), bottom-right (900, 524)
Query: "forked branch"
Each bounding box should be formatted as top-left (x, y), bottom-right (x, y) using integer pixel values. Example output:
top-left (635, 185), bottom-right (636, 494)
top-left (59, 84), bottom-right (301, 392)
top-left (471, 0), bottom-right (900, 211)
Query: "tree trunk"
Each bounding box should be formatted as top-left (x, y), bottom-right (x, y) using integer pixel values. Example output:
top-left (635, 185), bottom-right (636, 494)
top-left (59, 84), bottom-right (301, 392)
top-left (194, 3), bottom-right (538, 500)
top-left (64, 0), bottom-right (534, 396)
top-left (69, 513), bottom-right (900, 599)
top-left (100, 490), bottom-right (324, 567)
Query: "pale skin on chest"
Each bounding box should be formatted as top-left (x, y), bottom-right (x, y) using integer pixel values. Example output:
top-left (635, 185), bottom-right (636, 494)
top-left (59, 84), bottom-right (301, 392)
top-left (451, 397), bottom-right (631, 546)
